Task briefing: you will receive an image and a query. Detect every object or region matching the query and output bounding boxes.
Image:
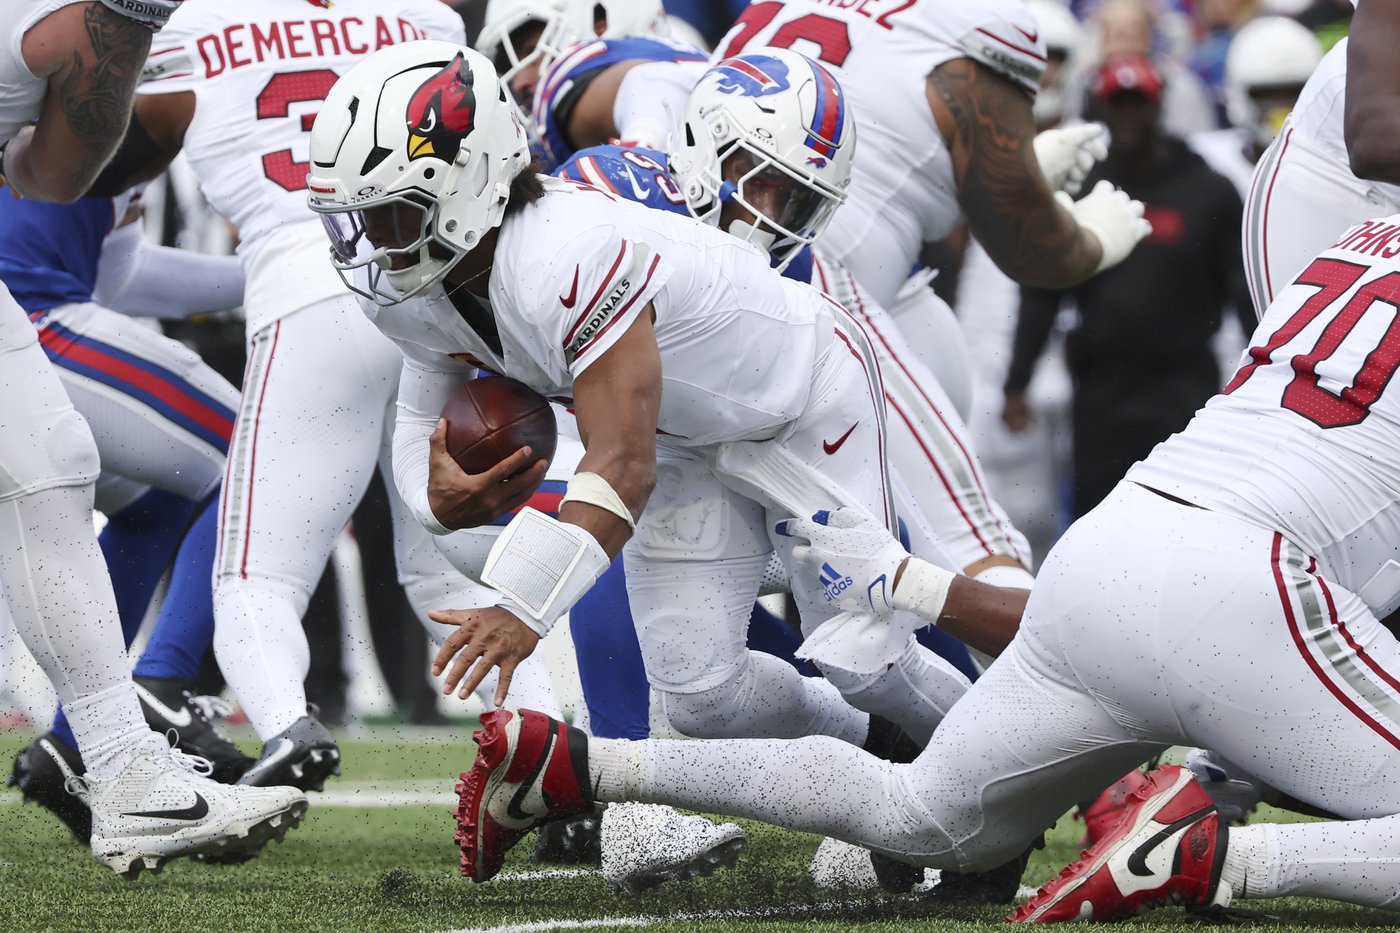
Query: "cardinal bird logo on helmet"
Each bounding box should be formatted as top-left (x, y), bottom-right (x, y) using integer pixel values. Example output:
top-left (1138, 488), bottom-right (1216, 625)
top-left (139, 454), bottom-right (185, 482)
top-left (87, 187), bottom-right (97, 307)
top-left (405, 52), bottom-right (478, 163)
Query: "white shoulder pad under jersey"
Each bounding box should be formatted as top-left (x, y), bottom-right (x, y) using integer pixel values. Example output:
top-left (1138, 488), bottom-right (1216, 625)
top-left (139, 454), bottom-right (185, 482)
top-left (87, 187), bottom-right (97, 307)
top-left (138, 0), bottom-right (465, 257)
top-left (0, 0), bottom-right (87, 145)
top-left (714, 0), bottom-right (1046, 306)
top-left (1129, 212), bottom-right (1400, 605)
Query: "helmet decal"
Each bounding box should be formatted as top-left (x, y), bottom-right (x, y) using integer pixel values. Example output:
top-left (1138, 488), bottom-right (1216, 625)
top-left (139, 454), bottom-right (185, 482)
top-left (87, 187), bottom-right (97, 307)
top-left (711, 56), bottom-right (791, 97)
top-left (803, 59), bottom-right (844, 159)
top-left (405, 52), bottom-right (478, 163)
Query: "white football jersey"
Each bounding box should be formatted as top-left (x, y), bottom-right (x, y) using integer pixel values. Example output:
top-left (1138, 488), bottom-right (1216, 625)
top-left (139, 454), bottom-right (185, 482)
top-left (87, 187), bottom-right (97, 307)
top-left (714, 0), bottom-right (1046, 306)
top-left (0, 0), bottom-right (87, 146)
top-left (1129, 213), bottom-right (1400, 611)
top-left (368, 177), bottom-right (830, 447)
top-left (137, 0), bottom-right (464, 329)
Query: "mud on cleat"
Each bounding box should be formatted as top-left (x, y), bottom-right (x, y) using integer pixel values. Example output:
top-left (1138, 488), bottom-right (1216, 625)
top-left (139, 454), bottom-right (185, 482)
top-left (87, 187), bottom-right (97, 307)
top-left (601, 802), bottom-right (747, 895)
top-left (78, 731), bottom-right (308, 879)
top-left (8, 731), bottom-right (92, 844)
top-left (134, 676), bottom-right (253, 783)
top-left (1008, 765), bottom-right (1231, 923)
top-left (454, 708), bottom-right (594, 883)
top-left (237, 714), bottom-right (340, 792)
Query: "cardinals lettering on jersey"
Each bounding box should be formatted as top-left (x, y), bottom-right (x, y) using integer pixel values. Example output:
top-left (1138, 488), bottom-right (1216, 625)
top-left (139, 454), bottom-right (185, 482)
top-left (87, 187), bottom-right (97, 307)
top-left (406, 52), bottom-right (478, 162)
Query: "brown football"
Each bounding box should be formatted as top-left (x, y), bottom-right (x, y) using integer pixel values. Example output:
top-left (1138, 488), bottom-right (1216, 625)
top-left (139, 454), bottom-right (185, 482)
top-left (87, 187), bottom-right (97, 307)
top-left (440, 376), bottom-right (558, 476)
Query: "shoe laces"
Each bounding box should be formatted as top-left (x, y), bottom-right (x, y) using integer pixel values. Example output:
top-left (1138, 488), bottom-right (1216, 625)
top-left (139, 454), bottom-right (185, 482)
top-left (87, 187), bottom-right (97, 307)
top-left (158, 729), bottom-right (215, 777)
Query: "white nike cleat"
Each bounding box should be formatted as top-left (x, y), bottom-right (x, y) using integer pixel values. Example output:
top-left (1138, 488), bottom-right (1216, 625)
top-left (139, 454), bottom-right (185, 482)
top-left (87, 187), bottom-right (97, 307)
top-left (77, 732), bottom-right (307, 879)
top-left (809, 837), bottom-right (881, 890)
top-left (601, 802), bottom-right (747, 894)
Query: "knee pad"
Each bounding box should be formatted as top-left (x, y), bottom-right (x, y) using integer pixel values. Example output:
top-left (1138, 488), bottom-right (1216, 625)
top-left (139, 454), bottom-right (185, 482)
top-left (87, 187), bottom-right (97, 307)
top-left (214, 573), bottom-right (312, 623)
top-left (0, 405), bottom-right (100, 502)
top-left (656, 658), bottom-right (758, 739)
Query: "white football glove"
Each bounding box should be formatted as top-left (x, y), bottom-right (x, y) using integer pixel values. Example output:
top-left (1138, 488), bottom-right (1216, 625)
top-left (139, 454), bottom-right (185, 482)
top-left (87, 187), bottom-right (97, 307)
top-left (1033, 122), bottom-right (1108, 196)
top-left (1058, 180), bottom-right (1152, 274)
top-left (774, 507), bottom-right (908, 619)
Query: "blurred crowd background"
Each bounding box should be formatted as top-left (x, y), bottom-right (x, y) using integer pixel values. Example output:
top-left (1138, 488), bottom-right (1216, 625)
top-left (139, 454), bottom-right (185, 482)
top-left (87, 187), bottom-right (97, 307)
top-left (0, 0), bottom-right (1350, 731)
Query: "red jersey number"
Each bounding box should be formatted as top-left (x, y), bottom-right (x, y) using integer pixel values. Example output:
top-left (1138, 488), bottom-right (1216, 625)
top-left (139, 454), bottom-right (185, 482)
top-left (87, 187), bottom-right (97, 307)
top-left (719, 0), bottom-right (918, 64)
top-left (1225, 256), bottom-right (1400, 428)
top-left (256, 69), bottom-right (340, 192)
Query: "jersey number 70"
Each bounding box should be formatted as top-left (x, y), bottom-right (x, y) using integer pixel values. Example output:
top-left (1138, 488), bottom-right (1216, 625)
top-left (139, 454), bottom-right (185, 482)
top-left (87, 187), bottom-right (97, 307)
top-left (1224, 256), bottom-right (1400, 429)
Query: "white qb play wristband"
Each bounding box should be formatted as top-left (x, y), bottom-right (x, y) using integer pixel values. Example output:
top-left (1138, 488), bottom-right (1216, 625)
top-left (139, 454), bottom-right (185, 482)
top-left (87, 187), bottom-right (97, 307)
top-left (560, 471), bottom-right (636, 530)
top-left (891, 558), bottom-right (955, 623)
top-left (481, 507), bottom-right (611, 638)
top-left (99, 0), bottom-right (184, 30)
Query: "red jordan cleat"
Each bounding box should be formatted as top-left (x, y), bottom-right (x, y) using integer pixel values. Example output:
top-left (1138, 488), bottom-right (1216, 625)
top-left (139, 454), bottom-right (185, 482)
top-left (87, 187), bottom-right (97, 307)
top-left (1079, 768), bottom-right (1152, 848)
top-left (1009, 766), bottom-right (1231, 923)
top-left (454, 708), bottom-right (594, 882)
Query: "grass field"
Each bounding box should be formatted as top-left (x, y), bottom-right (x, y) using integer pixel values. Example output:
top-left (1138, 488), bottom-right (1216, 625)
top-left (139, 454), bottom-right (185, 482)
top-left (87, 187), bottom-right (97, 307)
top-left (1, 728), bottom-right (1396, 933)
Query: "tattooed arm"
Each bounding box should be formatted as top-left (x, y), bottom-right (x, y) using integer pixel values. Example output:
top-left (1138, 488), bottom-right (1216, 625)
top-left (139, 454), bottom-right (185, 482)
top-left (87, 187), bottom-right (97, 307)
top-left (8, 3), bottom-right (152, 202)
top-left (926, 58), bottom-right (1103, 290)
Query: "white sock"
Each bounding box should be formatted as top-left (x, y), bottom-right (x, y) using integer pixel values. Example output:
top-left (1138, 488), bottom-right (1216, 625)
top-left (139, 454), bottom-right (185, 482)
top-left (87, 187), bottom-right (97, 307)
top-left (213, 579), bottom-right (310, 739)
top-left (589, 737), bottom-right (643, 802)
top-left (63, 681), bottom-right (150, 781)
top-left (1226, 819), bottom-right (1400, 910)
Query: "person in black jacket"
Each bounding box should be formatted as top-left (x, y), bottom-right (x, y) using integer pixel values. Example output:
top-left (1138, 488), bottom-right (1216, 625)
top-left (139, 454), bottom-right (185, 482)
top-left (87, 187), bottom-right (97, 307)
top-left (1003, 53), bottom-right (1252, 519)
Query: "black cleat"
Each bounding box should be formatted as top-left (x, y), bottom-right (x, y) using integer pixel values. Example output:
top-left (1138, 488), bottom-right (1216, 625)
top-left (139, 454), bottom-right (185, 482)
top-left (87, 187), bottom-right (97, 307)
top-left (531, 812), bottom-right (603, 865)
top-left (7, 731), bottom-right (91, 844)
top-left (134, 676), bottom-right (253, 783)
top-left (862, 716), bottom-right (926, 893)
top-left (237, 714), bottom-right (340, 792)
top-left (930, 834), bottom-right (1041, 904)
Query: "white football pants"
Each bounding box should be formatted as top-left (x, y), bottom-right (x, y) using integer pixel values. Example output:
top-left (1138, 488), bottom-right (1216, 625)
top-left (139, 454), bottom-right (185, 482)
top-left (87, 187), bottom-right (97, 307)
top-left (0, 283), bottom-right (147, 780)
top-left (614, 481), bottom-right (1400, 910)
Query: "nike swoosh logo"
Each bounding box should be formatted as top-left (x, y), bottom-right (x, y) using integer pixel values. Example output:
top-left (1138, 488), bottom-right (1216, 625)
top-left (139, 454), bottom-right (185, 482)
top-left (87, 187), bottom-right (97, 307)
top-left (623, 167), bottom-right (650, 201)
top-left (244, 737), bottom-right (295, 782)
top-left (135, 683), bottom-right (192, 728)
top-left (823, 423), bottom-right (858, 455)
top-left (506, 724), bottom-right (555, 821)
top-left (560, 267), bottom-right (580, 308)
top-left (1015, 25), bottom-right (1039, 43)
top-left (123, 791), bottom-right (209, 822)
top-left (1125, 809), bottom-right (1212, 877)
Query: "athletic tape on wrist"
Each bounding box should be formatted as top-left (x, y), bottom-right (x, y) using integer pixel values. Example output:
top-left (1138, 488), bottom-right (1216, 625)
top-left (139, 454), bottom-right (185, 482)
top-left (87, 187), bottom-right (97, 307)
top-left (98, 0), bottom-right (183, 30)
top-left (560, 471), bottom-right (636, 531)
top-left (891, 558), bottom-right (955, 623)
top-left (481, 507), bottom-right (610, 638)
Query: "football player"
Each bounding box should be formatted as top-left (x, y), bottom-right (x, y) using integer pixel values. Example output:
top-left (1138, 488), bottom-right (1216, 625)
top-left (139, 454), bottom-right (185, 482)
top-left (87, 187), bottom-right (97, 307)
top-left (0, 0), bottom-right (304, 876)
top-left (5, 186), bottom-right (255, 842)
top-left (305, 42), bottom-right (1032, 880)
top-left (715, 0), bottom-right (1150, 414)
top-left (458, 202), bottom-right (1400, 921)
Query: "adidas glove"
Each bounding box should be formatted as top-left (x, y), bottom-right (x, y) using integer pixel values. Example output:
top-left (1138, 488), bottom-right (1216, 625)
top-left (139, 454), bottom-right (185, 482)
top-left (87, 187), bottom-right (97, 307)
top-left (1058, 180), bottom-right (1152, 274)
top-left (98, 0), bottom-right (185, 31)
top-left (775, 507), bottom-right (908, 618)
top-left (1033, 122), bottom-right (1108, 196)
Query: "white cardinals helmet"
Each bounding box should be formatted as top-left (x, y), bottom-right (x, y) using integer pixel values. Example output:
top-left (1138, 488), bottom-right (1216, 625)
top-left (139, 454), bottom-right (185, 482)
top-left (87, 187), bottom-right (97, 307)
top-left (1226, 16), bottom-right (1321, 148)
top-left (306, 42), bottom-right (530, 305)
top-left (669, 49), bottom-right (855, 271)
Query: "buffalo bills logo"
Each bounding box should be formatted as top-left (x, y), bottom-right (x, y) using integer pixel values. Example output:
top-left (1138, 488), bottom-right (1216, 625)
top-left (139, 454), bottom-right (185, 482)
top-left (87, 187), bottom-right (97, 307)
top-left (405, 52), bottom-right (478, 162)
top-left (711, 56), bottom-right (791, 97)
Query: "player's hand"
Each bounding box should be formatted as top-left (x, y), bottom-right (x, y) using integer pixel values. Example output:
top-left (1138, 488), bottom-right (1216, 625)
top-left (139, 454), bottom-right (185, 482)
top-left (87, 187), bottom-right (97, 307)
top-left (426, 419), bottom-right (548, 530)
top-left (430, 605), bottom-right (540, 707)
top-left (1002, 390), bottom-right (1033, 433)
top-left (1034, 122), bottom-right (1108, 196)
top-left (1058, 180), bottom-right (1152, 274)
top-left (775, 507), bottom-right (911, 620)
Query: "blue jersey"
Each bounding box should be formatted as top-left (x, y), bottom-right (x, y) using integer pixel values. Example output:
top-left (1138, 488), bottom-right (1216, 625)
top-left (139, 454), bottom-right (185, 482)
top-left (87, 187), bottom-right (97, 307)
top-left (552, 144), bottom-right (813, 283)
top-left (0, 193), bottom-right (117, 312)
top-left (532, 36), bottom-right (706, 171)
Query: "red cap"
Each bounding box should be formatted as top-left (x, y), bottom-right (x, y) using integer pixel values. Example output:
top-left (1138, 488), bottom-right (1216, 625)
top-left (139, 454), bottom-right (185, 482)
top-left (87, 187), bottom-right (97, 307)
top-left (1092, 53), bottom-right (1165, 103)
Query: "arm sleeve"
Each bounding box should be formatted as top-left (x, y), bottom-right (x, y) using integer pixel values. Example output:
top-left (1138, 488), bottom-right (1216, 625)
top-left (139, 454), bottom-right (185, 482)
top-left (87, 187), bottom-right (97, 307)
top-left (1004, 285), bottom-right (1063, 392)
top-left (93, 222), bottom-right (244, 317)
top-left (393, 353), bottom-right (477, 536)
top-left (612, 61), bottom-right (707, 148)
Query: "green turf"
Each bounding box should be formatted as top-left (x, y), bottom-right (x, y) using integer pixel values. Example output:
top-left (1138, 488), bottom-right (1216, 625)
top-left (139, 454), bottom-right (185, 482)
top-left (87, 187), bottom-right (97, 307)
top-left (1, 731), bottom-right (1396, 933)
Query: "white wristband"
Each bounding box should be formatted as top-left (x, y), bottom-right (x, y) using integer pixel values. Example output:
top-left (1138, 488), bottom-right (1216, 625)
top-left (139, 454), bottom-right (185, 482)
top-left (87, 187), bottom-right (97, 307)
top-left (481, 507), bottom-right (611, 638)
top-left (891, 558), bottom-right (955, 623)
top-left (99, 0), bottom-right (183, 30)
top-left (560, 471), bottom-right (636, 531)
